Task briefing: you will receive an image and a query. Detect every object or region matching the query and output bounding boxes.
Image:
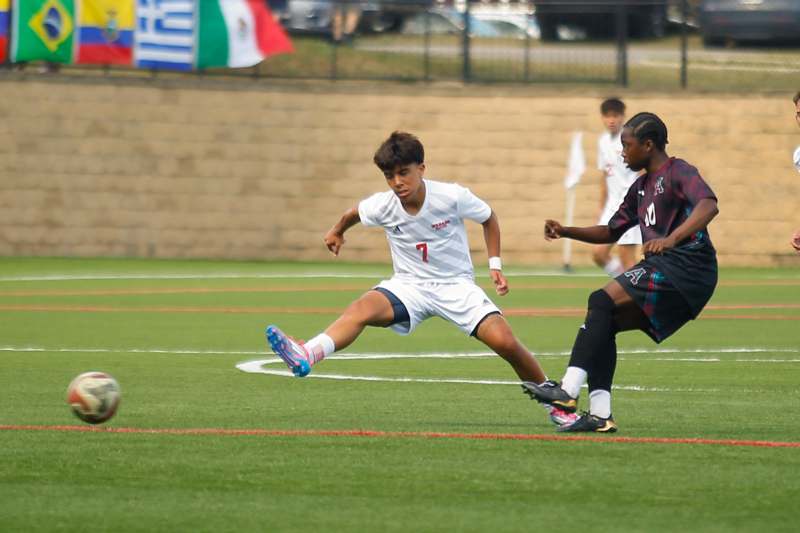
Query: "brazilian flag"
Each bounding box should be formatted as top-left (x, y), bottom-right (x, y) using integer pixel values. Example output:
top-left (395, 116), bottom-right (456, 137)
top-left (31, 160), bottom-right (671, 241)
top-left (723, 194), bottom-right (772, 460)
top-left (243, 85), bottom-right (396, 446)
top-left (12, 0), bottom-right (75, 63)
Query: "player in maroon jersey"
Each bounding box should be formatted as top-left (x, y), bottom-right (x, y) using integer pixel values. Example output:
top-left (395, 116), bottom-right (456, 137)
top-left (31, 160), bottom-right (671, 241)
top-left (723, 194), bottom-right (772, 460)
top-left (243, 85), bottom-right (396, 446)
top-left (524, 112), bottom-right (720, 432)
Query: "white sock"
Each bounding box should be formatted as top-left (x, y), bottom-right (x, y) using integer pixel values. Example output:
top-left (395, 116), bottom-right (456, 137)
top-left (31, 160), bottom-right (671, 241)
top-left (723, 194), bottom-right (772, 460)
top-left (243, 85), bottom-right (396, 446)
top-left (603, 256), bottom-right (623, 277)
top-left (589, 389), bottom-right (612, 419)
top-left (304, 333), bottom-right (335, 365)
top-left (560, 366), bottom-right (587, 399)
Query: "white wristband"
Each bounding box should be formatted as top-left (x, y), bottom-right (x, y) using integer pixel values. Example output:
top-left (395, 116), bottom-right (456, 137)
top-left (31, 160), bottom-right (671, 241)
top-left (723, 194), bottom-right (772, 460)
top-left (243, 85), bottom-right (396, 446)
top-left (488, 257), bottom-right (502, 271)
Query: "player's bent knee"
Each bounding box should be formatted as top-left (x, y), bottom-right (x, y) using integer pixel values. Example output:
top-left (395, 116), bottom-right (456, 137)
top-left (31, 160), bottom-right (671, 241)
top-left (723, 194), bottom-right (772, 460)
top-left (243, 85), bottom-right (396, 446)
top-left (588, 289), bottom-right (615, 312)
top-left (475, 315), bottom-right (520, 354)
top-left (483, 335), bottom-right (521, 358)
top-left (498, 338), bottom-right (524, 357)
top-left (592, 247), bottom-right (609, 264)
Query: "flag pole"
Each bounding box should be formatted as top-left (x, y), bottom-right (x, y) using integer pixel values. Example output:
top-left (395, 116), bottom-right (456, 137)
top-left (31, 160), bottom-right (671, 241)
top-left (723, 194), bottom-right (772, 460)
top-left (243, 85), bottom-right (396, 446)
top-left (562, 187), bottom-right (575, 272)
top-left (562, 131), bottom-right (585, 273)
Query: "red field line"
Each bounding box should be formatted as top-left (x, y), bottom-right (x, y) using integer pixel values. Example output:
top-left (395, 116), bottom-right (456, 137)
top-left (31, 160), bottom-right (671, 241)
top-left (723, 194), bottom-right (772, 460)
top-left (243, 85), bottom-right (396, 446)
top-left (706, 304), bottom-right (800, 310)
top-left (0, 304), bottom-right (341, 314)
top-left (701, 315), bottom-right (800, 321)
top-left (0, 304), bottom-right (798, 319)
top-left (717, 280), bottom-right (800, 287)
top-left (0, 286), bottom-right (369, 297)
top-left (1, 425), bottom-right (798, 449)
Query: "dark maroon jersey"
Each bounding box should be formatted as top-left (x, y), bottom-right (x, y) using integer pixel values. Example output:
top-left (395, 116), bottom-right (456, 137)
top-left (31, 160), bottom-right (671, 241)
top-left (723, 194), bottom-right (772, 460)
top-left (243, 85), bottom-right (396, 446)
top-left (608, 157), bottom-right (717, 247)
top-left (609, 157), bottom-right (718, 317)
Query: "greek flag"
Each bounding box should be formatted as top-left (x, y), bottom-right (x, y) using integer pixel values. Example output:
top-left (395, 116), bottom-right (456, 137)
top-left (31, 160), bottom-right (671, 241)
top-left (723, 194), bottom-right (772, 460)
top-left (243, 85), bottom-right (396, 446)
top-left (134, 0), bottom-right (194, 70)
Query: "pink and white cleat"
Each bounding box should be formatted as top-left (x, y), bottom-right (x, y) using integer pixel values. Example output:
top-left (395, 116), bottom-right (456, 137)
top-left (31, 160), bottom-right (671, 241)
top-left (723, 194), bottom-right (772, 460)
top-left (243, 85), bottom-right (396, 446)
top-left (265, 325), bottom-right (312, 377)
top-left (545, 405), bottom-right (580, 426)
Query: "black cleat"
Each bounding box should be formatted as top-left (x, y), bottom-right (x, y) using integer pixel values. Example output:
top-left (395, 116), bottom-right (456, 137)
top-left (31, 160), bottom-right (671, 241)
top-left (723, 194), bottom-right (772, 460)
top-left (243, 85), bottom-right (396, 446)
top-left (521, 380), bottom-right (578, 413)
top-left (557, 412), bottom-right (618, 433)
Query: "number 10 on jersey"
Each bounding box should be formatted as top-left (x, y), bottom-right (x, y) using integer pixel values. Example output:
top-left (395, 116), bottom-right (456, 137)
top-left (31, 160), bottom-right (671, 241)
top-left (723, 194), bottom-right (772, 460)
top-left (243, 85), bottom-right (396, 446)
top-left (644, 202), bottom-right (656, 227)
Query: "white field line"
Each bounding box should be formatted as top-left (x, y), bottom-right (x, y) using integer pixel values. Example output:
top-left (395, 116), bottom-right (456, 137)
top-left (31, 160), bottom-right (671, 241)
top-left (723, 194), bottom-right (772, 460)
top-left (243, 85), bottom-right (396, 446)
top-left (4, 345), bottom-right (795, 389)
top-left (2, 346), bottom-right (800, 362)
top-left (235, 358), bottom-right (717, 392)
top-left (0, 270), bottom-right (606, 282)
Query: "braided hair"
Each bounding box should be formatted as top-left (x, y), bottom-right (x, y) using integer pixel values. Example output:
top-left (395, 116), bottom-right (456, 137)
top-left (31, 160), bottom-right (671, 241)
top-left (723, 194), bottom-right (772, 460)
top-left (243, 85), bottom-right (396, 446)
top-left (624, 112), bottom-right (668, 151)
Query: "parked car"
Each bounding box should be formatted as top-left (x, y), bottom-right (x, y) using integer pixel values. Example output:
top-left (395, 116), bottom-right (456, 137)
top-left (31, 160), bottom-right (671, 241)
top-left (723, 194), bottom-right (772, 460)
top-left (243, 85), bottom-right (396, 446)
top-left (698, 0), bottom-right (800, 46)
top-left (282, 0), bottom-right (431, 35)
top-left (281, 0), bottom-right (333, 34)
top-left (532, 0), bottom-right (669, 41)
top-left (402, 7), bottom-right (505, 37)
top-left (472, 5), bottom-right (541, 40)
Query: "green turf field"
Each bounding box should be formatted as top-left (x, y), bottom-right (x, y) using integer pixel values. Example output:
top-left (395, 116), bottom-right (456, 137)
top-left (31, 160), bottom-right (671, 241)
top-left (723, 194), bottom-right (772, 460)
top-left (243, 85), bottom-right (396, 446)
top-left (1, 257), bottom-right (798, 532)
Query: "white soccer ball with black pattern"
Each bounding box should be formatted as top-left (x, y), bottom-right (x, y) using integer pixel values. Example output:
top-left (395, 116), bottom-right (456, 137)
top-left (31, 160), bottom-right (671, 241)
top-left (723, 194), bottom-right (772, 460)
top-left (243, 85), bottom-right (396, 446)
top-left (66, 371), bottom-right (121, 424)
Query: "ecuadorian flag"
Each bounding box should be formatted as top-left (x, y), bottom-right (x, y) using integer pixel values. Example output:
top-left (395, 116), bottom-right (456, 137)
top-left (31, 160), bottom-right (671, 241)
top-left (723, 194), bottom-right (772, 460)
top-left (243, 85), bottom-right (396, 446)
top-left (0, 0), bottom-right (9, 62)
top-left (76, 0), bottom-right (133, 65)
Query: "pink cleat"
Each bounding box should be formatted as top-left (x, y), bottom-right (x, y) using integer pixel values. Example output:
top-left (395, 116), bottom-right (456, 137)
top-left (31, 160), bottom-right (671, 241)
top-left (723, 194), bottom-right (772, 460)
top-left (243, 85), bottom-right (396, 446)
top-left (265, 325), bottom-right (312, 377)
top-left (545, 405), bottom-right (580, 426)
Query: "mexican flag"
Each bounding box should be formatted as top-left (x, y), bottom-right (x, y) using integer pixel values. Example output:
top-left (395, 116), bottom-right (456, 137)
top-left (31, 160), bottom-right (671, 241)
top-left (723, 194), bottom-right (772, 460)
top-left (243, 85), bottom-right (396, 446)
top-left (196, 0), bottom-right (293, 69)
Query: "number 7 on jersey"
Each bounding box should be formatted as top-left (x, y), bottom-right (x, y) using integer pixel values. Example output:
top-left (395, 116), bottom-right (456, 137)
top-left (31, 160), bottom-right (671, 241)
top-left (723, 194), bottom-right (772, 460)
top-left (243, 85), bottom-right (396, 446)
top-left (415, 242), bottom-right (428, 263)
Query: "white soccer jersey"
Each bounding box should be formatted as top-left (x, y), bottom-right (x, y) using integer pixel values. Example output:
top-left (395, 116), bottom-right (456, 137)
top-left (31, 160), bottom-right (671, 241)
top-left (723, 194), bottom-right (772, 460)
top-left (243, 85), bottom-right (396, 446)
top-left (358, 179), bottom-right (491, 282)
top-left (793, 146), bottom-right (800, 173)
top-left (597, 131), bottom-right (640, 219)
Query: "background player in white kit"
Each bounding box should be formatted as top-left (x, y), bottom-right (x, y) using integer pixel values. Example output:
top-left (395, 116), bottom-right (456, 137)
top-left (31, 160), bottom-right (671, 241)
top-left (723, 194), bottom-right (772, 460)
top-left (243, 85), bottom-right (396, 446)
top-left (266, 131), bottom-right (576, 425)
top-left (791, 91), bottom-right (800, 253)
top-left (593, 98), bottom-right (642, 276)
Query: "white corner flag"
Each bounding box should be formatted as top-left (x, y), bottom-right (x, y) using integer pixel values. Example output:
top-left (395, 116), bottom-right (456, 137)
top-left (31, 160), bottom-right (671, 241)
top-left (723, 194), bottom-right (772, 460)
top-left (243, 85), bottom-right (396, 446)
top-left (564, 131), bottom-right (585, 190)
top-left (563, 132), bottom-right (585, 271)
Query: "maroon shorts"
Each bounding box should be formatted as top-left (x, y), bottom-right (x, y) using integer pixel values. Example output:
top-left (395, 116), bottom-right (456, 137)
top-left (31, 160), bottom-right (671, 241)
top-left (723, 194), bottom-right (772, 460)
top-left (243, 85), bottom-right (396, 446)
top-left (616, 263), bottom-right (694, 343)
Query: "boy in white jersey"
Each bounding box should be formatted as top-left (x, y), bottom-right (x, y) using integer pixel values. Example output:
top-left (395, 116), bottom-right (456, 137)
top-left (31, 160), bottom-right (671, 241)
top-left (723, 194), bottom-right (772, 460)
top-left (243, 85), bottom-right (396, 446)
top-left (266, 131), bottom-right (576, 425)
top-left (593, 98), bottom-right (642, 276)
top-left (792, 91), bottom-right (800, 253)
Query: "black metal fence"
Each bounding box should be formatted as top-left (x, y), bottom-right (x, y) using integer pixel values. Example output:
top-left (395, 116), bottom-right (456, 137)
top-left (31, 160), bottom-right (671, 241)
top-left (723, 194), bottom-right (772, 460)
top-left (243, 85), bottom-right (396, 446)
top-left (4, 0), bottom-right (800, 92)
top-left (237, 0), bottom-right (671, 86)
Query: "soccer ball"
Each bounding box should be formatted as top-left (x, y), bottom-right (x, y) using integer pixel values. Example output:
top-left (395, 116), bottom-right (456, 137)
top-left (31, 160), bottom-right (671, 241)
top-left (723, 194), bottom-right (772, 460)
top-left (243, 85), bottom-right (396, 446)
top-left (66, 371), bottom-right (121, 424)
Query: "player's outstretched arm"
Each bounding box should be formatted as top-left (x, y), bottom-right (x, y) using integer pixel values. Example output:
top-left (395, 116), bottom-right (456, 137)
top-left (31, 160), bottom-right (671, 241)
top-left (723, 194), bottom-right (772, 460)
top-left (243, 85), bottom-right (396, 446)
top-left (323, 206), bottom-right (360, 256)
top-left (544, 220), bottom-right (617, 244)
top-left (791, 229), bottom-right (800, 253)
top-left (482, 211), bottom-right (508, 296)
top-left (642, 198), bottom-right (719, 255)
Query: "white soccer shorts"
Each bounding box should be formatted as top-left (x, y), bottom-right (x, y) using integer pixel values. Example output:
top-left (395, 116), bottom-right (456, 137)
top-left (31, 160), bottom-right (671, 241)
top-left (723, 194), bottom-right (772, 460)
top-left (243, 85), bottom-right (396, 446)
top-left (375, 278), bottom-right (501, 336)
top-left (599, 203), bottom-right (642, 245)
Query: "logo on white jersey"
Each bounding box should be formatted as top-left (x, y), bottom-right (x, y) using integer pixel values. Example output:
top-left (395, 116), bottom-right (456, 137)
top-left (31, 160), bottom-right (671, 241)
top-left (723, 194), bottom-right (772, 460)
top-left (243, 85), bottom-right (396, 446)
top-left (431, 219), bottom-right (451, 231)
top-left (624, 267), bottom-right (647, 286)
top-left (392, 225), bottom-right (402, 234)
